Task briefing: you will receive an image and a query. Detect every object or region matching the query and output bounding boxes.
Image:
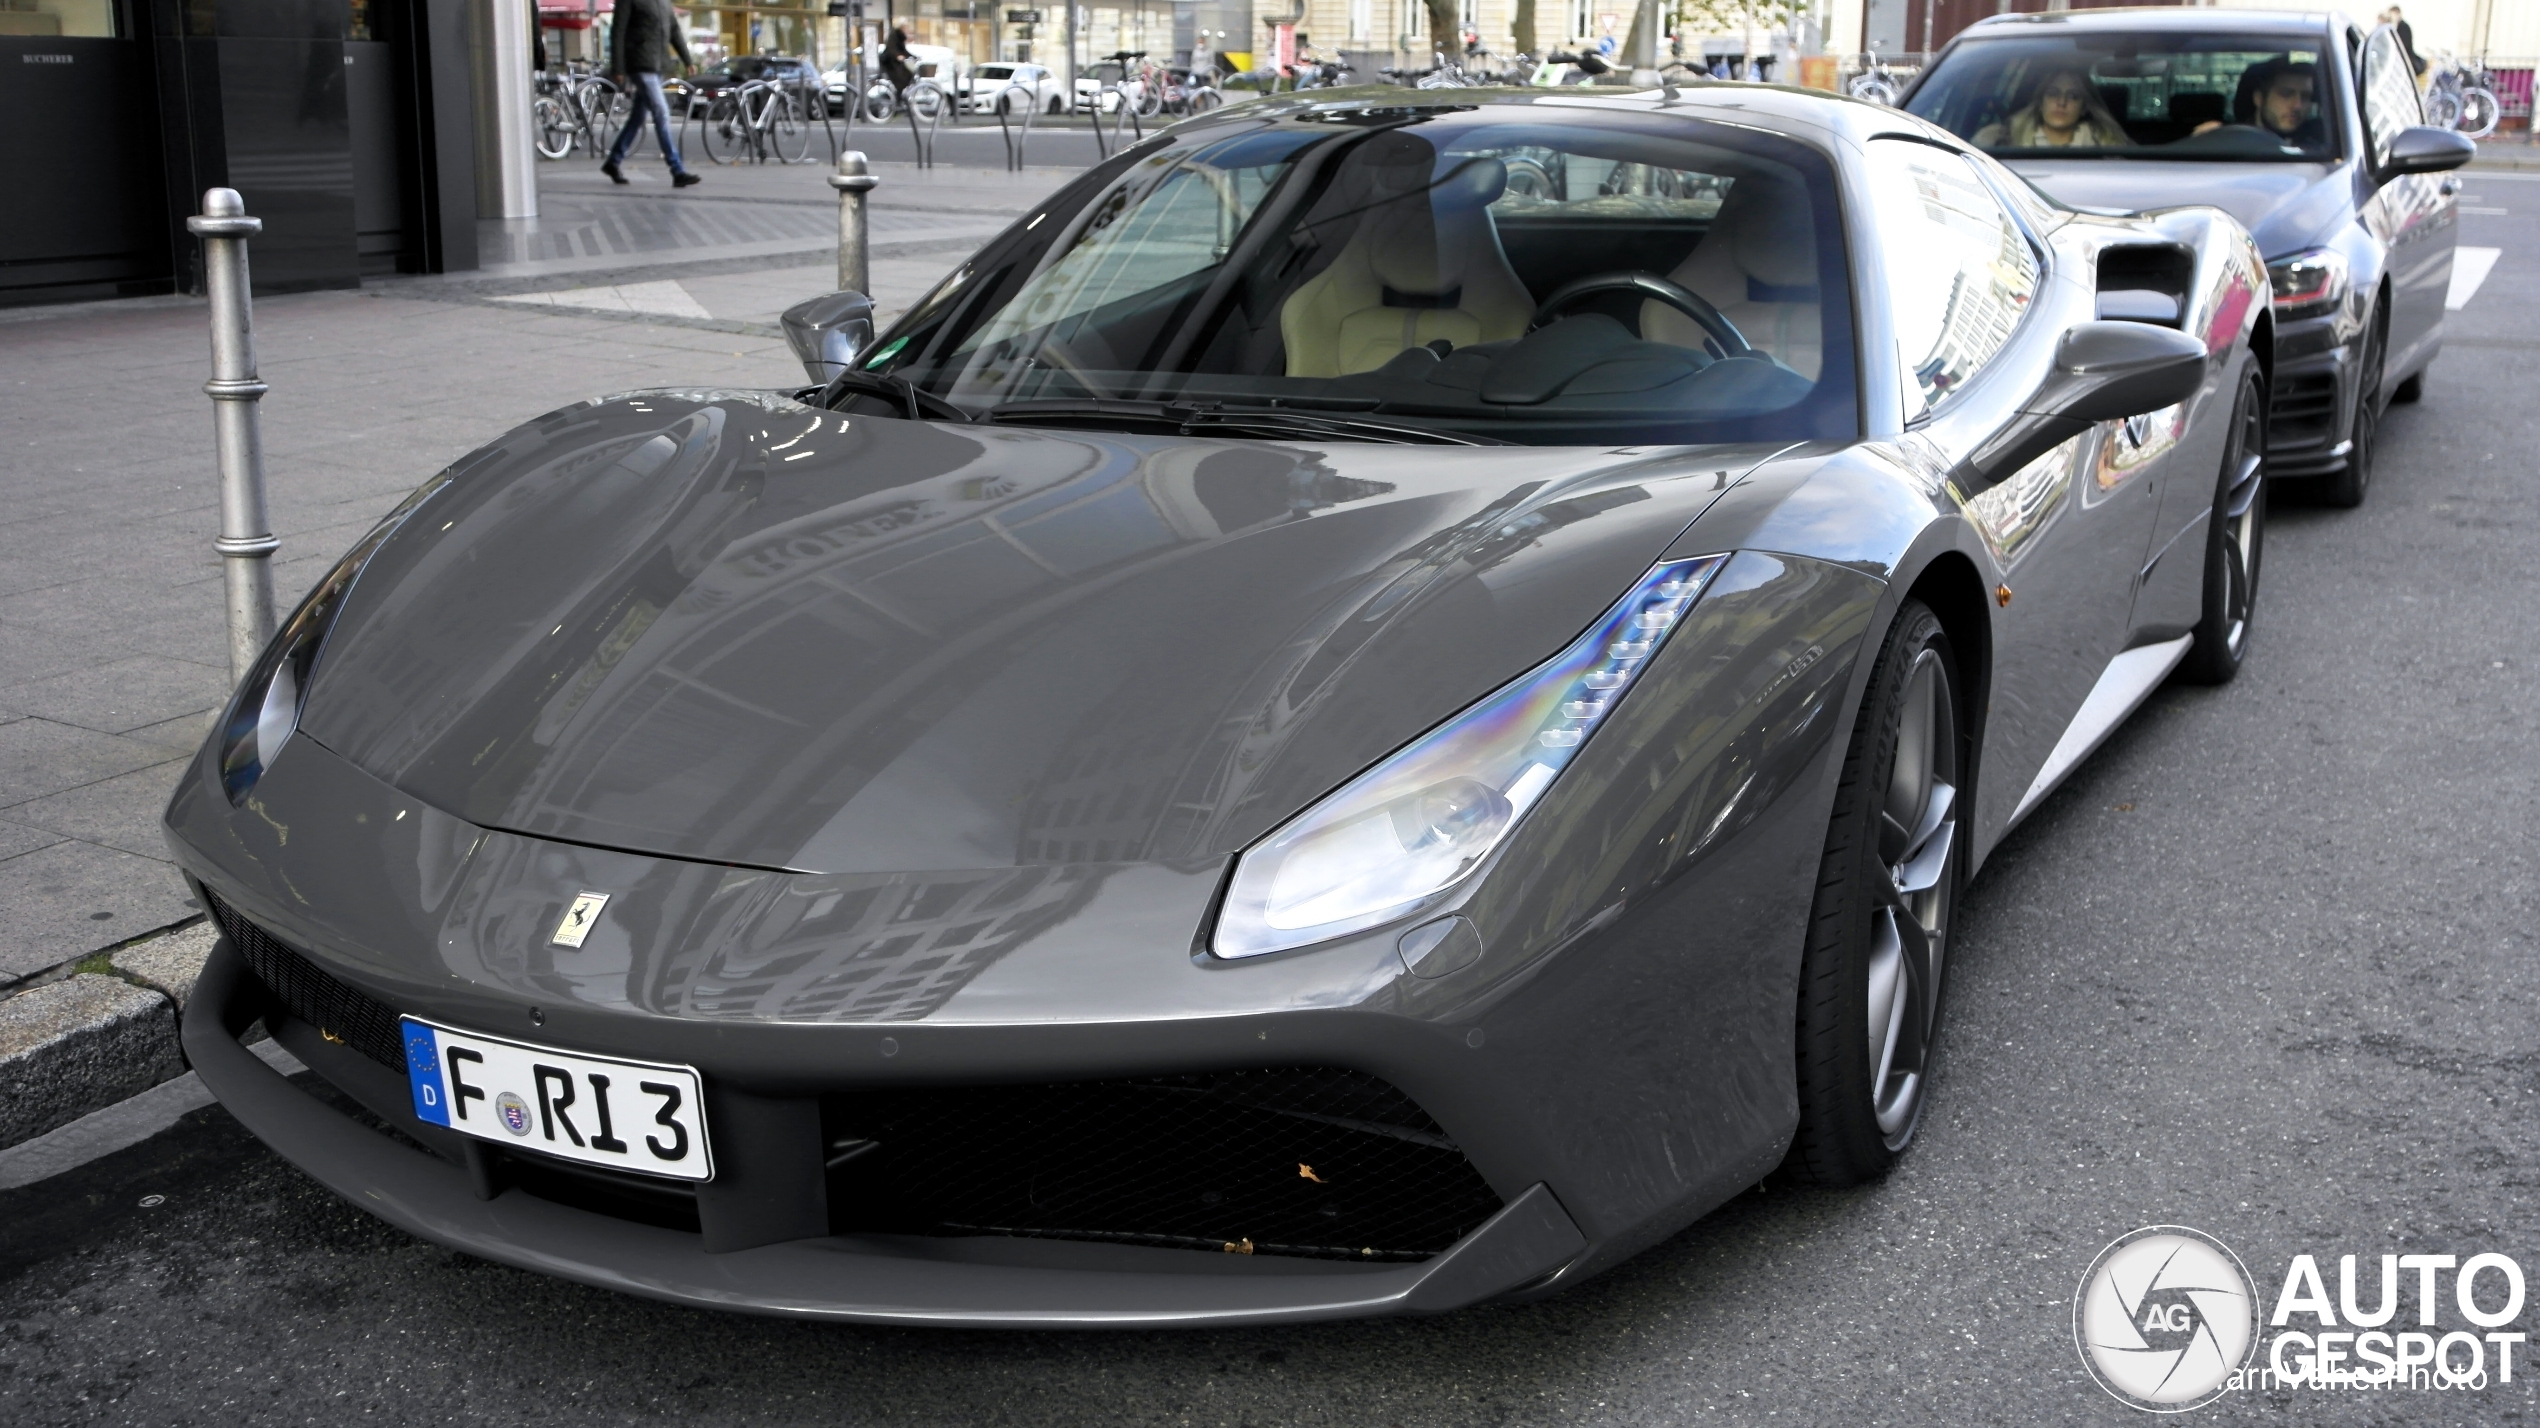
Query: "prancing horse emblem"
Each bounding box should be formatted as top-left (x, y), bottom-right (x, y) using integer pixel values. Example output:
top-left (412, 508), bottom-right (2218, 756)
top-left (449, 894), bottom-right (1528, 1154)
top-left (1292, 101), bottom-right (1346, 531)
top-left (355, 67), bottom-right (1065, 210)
top-left (552, 891), bottom-right (609, 948)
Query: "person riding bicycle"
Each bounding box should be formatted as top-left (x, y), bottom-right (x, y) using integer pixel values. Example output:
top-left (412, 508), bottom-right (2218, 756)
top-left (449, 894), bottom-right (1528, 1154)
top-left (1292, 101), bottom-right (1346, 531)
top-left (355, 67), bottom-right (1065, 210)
top-left (603, 0), bottom-right (700, 187)
top-left (882, 27), bottom-right (916, 97)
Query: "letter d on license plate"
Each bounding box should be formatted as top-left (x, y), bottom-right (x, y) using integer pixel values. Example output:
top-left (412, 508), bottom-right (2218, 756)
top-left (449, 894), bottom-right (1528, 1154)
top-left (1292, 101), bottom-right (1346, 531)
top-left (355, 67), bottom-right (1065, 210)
top-left (401, 1018), bottom-right (713, 1181)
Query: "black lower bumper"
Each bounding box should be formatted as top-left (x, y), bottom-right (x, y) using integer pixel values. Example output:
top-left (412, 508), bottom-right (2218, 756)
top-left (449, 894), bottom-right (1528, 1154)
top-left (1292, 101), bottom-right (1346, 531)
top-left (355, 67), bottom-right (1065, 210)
top-left (182, 938), bottom-right (1588, 1326)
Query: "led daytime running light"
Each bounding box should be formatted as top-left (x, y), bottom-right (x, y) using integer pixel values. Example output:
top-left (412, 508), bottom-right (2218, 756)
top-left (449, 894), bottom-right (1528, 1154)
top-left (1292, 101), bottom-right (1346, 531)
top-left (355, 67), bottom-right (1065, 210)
top-left (1211, 554), bottom-right (1728, 959)
top-left (2266, 248), bottom-right (2346, 318)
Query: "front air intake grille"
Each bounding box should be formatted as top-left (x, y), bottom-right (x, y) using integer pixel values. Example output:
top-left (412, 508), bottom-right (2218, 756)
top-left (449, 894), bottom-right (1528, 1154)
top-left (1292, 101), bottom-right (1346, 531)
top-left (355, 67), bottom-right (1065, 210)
top-left (2269, 371), bottom-right (2340, 449)
top-left (203, 888), bottom-right (406, 1072)
top-left (823, 1067), bottom-right (1504, 1261)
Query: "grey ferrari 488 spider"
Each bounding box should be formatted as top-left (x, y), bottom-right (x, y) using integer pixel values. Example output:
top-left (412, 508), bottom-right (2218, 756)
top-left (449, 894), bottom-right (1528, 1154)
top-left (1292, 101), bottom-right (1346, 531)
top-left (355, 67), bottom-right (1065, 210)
top-left (171, 84), bottom-right (2268, 1326)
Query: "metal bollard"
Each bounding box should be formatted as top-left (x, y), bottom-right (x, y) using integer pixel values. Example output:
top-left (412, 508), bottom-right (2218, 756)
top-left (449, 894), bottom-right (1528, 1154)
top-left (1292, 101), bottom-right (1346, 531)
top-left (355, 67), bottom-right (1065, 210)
top-left (187, 188), bottom-right (277, 686)
top-left (830, 150), bottom-right (878, 295)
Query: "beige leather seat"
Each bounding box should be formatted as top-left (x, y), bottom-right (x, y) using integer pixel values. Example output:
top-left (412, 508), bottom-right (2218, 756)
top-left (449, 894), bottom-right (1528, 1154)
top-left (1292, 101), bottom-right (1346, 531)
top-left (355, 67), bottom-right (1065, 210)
top-left (1642, 175), bottom-right (1822, 380)
top-left (1281, 156), bottom-right (1536, 378)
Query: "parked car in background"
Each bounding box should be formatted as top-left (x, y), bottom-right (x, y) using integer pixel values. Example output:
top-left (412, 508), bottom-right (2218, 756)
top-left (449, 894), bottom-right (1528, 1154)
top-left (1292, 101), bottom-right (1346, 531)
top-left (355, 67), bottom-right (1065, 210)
top-left (1074, 59), bottom-right (1149, 114)
top-left (685, 53), bottom-right (822, 107)
top-left (823, 43), bottom-right (967, 113)
top-left (960, 61), bottom-right (1067, 115)
top-left (1904, 8), bottom-right (2474, 507)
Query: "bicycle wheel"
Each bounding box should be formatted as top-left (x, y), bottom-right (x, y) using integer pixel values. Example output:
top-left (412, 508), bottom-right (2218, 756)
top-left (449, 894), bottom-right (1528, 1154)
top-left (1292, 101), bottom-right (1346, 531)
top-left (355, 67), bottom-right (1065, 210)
top-left (698, 93), bottom-right (746, 164)
top-left (533, 96), bottom-right (574, 160)
top-left (772, 93), bottom-right (813, 162)
top-left (2425, 87), bottom-right (2462, 129)
top-left (863, 84), bottom-right (896, 123)
top-left (2460, 86), bottom-right (2500, 139)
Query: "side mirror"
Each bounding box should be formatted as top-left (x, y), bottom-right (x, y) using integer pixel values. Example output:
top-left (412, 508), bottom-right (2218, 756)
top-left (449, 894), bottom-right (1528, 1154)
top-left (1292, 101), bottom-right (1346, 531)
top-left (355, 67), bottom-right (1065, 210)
top-left (2029, 321), bottom-right (2208, 424)
top-left (2383, 124), bottom-right (2477, 176)
top-left (1963, 322), bottom-right (2209, 484)
top-left (780, 291), bottom-right (876, 384)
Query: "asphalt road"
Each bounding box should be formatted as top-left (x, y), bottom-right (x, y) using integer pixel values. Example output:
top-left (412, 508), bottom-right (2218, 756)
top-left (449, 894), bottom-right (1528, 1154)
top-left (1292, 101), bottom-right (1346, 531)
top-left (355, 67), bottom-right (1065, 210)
top-left (2, 196), bottom-right (2534, 1427)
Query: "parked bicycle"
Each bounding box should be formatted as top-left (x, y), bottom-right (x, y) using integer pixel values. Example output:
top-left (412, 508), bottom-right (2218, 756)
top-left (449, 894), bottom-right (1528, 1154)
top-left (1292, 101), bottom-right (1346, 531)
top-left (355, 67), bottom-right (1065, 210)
top-left (697, 71), bottom-right (822, 165)
top-left (1845, 47), bottom-right (1902, 105)
top-left (2424, 55), bottom-right (2501, 139)
top-left (532, 63), bottom-right (621, 160)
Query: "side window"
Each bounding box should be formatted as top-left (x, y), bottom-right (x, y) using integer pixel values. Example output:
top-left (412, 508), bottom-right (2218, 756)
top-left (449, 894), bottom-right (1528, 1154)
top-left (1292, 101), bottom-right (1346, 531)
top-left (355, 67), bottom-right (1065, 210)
top-left (2361, 31), bottom-right (2421, 169)
top-left (1865, 140), bottom-right (2042, 422)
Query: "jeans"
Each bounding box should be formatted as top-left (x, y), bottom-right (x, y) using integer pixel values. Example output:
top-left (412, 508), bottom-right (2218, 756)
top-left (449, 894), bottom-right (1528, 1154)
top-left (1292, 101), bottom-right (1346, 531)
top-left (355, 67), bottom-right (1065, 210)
top-left (608, 71), bottom-right (688, 174)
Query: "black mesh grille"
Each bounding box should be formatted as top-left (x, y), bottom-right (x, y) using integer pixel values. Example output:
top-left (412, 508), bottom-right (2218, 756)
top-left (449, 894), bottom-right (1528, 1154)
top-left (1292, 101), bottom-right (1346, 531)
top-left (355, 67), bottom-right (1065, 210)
top-left (203, 888), bottom-right (406, 1072)
top-left (2269, 372), bottom-right (2339, 448)
top-left (823, 1067), bottom-right (1504, 1261)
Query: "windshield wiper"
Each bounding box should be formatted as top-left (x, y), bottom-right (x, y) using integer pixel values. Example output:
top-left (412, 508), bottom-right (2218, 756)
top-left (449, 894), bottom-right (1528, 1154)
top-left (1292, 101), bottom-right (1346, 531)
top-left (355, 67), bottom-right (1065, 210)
top-left (815, 369), bottom-right (969, 422)
top-left (983, 399), bottom-right (1512, 446)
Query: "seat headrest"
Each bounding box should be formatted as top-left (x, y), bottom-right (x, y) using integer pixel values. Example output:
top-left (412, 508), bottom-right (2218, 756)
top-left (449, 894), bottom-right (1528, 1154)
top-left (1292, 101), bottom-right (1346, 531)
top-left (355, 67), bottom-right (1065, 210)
top-left (1354, 158), bottom-right (1508, 297)
top-left (1717, 176), bottom-right (1816, 292)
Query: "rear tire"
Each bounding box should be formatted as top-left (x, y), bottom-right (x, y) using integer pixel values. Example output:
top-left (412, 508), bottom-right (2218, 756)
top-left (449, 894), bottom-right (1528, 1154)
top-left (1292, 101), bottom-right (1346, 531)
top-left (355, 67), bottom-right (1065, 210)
top-left (2177, 366), bottom-right (2267, 686)
top-left (2318, 310), bottom-right (2382, 510)
top-left (1788, 600), bottom-right (1963, 1186)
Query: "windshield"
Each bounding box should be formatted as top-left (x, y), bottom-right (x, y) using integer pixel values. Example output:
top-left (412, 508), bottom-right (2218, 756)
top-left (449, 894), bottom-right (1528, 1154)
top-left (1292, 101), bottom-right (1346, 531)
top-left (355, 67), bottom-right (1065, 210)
top-left (1908, 32), bottom-right (2343, 162)
top-left (861, 105), bottom-right (1856, 446)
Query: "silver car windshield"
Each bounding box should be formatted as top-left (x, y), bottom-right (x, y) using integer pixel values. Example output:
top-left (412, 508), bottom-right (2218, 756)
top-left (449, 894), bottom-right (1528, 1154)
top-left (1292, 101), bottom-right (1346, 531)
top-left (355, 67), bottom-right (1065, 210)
top-left (862, 105), bottom-right (1858, 446)
top-left (1908, 33), bottom-right (2343, 163)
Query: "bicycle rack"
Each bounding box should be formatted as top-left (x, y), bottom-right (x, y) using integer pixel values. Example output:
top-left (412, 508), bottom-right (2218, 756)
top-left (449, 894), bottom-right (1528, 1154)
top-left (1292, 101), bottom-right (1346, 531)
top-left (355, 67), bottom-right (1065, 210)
top-left (1087, 85), bottom-right (1142, 158)
top-left (903, 78), bottom-right (947, 168)
top-left (994, 82), bottom-right (1036, 170)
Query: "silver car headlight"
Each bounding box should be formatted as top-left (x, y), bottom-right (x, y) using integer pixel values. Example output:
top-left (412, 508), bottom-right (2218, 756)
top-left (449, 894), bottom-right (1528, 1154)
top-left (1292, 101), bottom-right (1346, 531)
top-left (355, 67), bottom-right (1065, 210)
top-left (1211, 553), bottom-right (1729, 959)
top-left (216, 478), bottom-right (444, 804)
top-left (2266, 247), bottom-right (2348, 320)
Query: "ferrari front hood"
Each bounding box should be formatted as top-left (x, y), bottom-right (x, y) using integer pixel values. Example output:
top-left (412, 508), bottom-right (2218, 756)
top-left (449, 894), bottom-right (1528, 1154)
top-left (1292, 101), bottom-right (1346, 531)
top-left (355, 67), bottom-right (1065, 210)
top-left (301, 391), bottom-right (1769, 874)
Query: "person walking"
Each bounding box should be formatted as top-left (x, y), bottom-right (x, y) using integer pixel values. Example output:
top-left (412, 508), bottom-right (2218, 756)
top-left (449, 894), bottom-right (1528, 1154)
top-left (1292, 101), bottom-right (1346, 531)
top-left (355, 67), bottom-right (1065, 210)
top-left (603, 0), bottom-right (701, 187)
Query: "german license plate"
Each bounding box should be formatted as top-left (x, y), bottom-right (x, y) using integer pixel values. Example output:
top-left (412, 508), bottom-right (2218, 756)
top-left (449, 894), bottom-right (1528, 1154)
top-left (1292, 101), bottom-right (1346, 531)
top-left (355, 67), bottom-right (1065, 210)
top-left (400, 1017), bottom-right (713, 1181)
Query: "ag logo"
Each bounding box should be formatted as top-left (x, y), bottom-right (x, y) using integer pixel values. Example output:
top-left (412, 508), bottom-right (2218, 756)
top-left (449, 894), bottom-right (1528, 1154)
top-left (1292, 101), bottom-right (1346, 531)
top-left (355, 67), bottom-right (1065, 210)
top-left (2074, 1226), bottom-right (2257, 1411)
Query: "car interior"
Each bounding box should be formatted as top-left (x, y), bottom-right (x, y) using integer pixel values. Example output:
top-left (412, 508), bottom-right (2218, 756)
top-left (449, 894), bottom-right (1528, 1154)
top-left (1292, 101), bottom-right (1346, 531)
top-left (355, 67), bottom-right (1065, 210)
top-left (1910, 37), bottom-right (2340, 157)
top-left (885, 118), bottom-right (1855, 444)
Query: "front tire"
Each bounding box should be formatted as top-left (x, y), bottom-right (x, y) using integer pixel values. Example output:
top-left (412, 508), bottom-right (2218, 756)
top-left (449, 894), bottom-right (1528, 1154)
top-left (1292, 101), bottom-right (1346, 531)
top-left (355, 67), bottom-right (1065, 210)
top-left (1789, 600), bottom-right (1962, 1186)
top-left (2319, 311), bottom-right (2382, 509)
top-left (2178, 366), bottom-right (2267, 686)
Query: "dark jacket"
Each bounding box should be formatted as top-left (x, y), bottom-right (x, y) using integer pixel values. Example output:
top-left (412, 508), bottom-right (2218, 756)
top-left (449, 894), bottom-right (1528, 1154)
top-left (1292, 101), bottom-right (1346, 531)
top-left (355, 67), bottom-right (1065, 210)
top-left (609, 0), bottom-right (694, 78)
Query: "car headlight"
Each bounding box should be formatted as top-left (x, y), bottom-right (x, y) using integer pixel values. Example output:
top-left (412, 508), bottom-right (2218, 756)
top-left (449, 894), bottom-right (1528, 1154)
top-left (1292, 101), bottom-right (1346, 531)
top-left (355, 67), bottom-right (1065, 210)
top-left (1211, 554), bottom-right (1729, 959)
top-left (215, 479), bottom-right (443, 804)
top-left (2266, 247), bottom-right (2348, 319)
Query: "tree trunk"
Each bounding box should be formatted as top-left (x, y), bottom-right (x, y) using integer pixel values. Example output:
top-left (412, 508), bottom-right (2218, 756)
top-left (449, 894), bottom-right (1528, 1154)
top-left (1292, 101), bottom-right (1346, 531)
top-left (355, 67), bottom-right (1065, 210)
top-left (1425, 0), bottom-right (1460, 62)
top-left (1622, 0), bottom-right (1653, 69)
top-left (1513, 0), bottom-right (1537, 57)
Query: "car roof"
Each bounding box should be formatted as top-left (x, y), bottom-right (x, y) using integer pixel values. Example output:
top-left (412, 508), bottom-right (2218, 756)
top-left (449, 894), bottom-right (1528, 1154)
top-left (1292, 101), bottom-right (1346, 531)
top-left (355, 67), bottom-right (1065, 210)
top-left (1962, 7), bottom-right (2339, 38)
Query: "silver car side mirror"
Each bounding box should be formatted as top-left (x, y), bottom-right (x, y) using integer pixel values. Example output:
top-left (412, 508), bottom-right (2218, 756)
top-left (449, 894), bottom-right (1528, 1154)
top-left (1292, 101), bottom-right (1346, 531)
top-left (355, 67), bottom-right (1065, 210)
top-left (781, 291), bottom-right (876, 384)
top-left (2383, 124), bottom-right (2477, 176)
top-left (1966, 322), bottom-right (2210, 484)
top-left (2030, 321), bottom-right (2208, 424)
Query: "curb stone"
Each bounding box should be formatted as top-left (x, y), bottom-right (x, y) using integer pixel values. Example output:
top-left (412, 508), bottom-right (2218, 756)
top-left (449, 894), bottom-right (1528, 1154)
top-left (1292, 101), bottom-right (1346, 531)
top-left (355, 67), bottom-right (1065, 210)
top-left (0, 923), bottom-right (219, 1150)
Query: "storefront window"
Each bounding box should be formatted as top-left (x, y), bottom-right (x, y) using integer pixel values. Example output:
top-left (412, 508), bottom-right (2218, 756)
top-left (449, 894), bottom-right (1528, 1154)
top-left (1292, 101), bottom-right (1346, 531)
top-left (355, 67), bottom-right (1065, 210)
top-left (0, 0), bottom-right (119, 38)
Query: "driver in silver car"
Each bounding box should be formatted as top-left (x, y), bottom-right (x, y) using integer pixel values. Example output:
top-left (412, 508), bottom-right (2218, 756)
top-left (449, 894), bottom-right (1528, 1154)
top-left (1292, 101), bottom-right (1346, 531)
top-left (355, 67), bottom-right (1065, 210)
top-left (2193, 58), bottom-right (2324, 147)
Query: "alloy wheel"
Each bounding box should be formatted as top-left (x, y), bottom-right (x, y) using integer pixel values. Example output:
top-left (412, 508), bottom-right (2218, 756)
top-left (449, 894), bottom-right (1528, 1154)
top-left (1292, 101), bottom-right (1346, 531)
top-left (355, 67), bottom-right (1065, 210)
top-left (1864, 647), bottom-right (1957, 1145)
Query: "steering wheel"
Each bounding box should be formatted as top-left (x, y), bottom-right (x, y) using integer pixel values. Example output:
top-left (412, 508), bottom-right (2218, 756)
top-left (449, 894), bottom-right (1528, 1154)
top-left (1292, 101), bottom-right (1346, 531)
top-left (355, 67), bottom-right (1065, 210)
top-left (1529, 270), bottom-right (1751, 359)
